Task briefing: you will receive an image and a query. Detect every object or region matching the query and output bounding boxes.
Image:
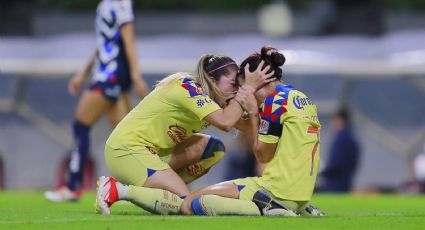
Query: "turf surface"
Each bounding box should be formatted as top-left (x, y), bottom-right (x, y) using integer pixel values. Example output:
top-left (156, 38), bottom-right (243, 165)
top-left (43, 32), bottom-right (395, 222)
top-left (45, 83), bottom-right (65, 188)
top-left (0, 191), bottom-right (424, 229)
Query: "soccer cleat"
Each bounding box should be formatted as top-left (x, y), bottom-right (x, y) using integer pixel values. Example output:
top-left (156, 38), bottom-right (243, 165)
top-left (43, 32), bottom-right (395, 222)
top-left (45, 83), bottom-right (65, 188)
top-left (252, 189), bottom-right (298, 216)
top-left (44, 186), bottom-right (81, 202)
top-left (94, 176), bottom-right (119, 215)
top-left (304, 204), bottom-right (326, 216)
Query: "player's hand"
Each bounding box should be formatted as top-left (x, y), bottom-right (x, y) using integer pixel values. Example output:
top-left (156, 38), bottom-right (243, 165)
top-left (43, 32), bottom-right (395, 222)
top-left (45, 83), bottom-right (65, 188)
top-left (243, 61), bottom-right (276, 91)
top-left (234, 87), bottom-right (257, 112)
top-left (68, 73), bottom-right (85, 96)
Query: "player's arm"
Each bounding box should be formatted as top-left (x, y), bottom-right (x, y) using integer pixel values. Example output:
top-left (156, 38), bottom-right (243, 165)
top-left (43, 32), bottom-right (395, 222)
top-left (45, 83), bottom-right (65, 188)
top-left (204, 87), bottom-right (258, 132)
top-left (253, 141), bottom-right (277, 164)
top-left (233, 116), bottom-right (252, 134)
top-left (252, 117), bottom-right (280, 163)
top-left (121, 22), bottom-right (149, 98)
top-left (204, 100), bottom-right (244, 132)
top-left (68, 49), bottom-right (97, 95)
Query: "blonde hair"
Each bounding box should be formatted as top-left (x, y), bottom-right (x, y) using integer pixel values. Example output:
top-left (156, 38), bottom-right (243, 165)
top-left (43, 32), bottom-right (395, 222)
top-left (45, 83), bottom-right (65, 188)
top-left (195, 54), bottom-right (237, 103)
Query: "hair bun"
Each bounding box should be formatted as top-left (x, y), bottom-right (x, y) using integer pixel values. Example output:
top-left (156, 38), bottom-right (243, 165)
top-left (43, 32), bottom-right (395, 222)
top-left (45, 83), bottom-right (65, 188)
top-left (261, 45), bottom-right (285, 67)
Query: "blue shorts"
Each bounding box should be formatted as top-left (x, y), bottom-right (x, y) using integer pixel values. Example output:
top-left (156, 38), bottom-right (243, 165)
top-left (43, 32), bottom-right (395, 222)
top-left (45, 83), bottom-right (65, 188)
top-left (88, 74), bottom-right (132, 101)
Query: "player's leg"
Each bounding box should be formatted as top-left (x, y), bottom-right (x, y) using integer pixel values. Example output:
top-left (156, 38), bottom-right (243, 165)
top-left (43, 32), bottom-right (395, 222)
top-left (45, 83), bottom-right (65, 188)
top-left (98, 134), bottom-right (224, 214)
top-left (106, 92), bottom-right (132, 127)
top-left (182, 177), bottom-right (298, 216)
top-left (96, 146), bottom-right (188, 215)
top-left (181, 180), bottom-right (261, 215)
top-left (70, 90), bottom-right (112, 190)
top-left (45, 90), bottom-right (112, 202)
top-left (164, 134), bottom-right (225, 183)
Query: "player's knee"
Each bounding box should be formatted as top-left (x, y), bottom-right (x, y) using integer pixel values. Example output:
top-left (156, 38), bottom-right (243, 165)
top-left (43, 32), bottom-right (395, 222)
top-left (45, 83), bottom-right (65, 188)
top-left (201, 136), bottom-right (225, 160)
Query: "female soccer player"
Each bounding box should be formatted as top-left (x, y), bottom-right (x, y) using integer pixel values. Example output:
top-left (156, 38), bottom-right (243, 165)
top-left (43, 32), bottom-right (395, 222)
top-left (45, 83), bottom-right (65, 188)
top-left (94, 53), bottom-right (275, 215)
top-left (181, 46), bottom-right (324, 216)
top-left (45, 0), bottom-right (149, 202)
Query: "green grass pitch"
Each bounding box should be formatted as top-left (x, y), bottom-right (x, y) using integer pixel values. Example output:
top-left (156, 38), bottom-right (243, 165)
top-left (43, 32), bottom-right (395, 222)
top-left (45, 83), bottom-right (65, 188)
top-left (1, 191), bottom-right (424, 229)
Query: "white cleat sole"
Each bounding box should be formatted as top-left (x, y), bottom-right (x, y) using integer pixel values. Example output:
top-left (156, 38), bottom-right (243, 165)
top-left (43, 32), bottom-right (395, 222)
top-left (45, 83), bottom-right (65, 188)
top-left (95, 176), bottom-right (111, 215)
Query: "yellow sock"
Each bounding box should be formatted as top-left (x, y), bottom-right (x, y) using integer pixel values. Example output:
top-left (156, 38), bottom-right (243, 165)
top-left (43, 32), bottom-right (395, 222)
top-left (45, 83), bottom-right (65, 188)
top-left (191, 195), bottom-right (261, 216)
top-left (125, 185), bottom-right (183, 215)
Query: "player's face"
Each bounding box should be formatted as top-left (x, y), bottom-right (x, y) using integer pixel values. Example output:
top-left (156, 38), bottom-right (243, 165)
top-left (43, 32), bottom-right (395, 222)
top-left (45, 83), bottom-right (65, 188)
top-left (254, 87), bottom-right (269, 106)
top-left (215, 70), bottom-right (238, 98)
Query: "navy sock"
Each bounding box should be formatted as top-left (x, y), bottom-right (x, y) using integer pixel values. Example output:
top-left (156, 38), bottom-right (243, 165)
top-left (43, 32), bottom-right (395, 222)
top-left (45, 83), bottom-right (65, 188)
top-left (67, 120), bottom-right (91, 191)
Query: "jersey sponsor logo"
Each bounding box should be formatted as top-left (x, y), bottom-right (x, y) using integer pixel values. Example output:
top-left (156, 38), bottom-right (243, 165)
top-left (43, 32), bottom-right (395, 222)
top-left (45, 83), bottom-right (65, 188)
top-left (167, 124), bottom-right (187, 144)
top-left (293, 95), bottom-right (313, 110)
top-left (259, 119), bottom-right (270, 135)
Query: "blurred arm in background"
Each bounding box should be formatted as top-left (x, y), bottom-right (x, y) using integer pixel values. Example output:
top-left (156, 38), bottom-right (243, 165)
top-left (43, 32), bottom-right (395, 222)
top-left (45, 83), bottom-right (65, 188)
top-left (121, 22), bottom-right (149, 99)
top-left (68, 50), bottom-right (97, 96)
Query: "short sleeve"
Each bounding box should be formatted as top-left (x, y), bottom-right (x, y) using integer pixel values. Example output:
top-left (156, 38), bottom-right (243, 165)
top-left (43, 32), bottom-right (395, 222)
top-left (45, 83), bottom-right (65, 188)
top-left (115, 0), bottom-right (134, 26)
top-left (258, 134), bottom-right (279, 144)
top-left (173, 78), bottom-right (221, 120)
top-left (257, 92), bottom-right (287, 144)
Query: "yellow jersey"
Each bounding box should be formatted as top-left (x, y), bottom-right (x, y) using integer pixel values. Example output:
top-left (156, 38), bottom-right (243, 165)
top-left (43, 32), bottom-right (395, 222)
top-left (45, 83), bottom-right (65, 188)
top-left (106, 74), bottom-right (221, 154)
top-left (256, 84), bottom-right (321, 201)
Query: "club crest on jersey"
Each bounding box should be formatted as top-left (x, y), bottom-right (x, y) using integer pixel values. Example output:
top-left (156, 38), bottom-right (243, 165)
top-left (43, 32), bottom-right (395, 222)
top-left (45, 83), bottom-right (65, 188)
top-left (181, 78), bottom-right (205, 97)
top-left (196, 97), bottom-right (213, 107)
top-left (167, 124), bottom-right (187, 144)
top-left (259, 119), bottom-right (270, 135)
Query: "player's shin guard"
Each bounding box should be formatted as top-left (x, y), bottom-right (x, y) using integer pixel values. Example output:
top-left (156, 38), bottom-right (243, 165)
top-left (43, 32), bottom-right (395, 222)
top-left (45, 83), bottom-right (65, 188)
top-left (178, 136), bottom-right (225, 183)
top-left (125, 186), bottom-right (183, 215)
top-left (68, 120), bottom-right (91, 191)
top-left (191, 195), bottom-right (261, 216)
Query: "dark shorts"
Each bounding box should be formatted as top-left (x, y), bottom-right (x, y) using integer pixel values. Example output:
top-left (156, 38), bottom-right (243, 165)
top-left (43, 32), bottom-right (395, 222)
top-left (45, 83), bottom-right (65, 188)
top-left (88, 74), bottom-right (132, 101)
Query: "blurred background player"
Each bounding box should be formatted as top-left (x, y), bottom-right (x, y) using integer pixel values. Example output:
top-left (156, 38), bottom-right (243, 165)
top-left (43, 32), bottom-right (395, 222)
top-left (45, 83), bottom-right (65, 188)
top-left (181, 46), bottom-right (323, 216)
top-left (94, 54), bottom-right (273, 215)
top-left (45, 0), bottom-right (149, 202)
top-left (316, 107), bottom-right (360, 193)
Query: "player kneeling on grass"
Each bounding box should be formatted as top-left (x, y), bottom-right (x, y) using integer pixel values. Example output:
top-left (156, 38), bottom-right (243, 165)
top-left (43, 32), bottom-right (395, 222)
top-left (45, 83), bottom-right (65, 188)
top-left (94, 54), bottom-right (274, 215)
top-left (180, 46), bottom-right (325, 217)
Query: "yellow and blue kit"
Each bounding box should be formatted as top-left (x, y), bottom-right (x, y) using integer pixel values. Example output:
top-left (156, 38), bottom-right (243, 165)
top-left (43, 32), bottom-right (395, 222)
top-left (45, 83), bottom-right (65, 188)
top-left (235, 84), bottom-right (321, 203)
top-left (105, 75), bottom-right (222, 186)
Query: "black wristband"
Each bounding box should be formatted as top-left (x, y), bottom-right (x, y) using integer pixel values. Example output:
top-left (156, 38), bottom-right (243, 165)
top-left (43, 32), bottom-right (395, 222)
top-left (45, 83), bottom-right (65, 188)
top-left (258, 119), bottom-right (283, 137)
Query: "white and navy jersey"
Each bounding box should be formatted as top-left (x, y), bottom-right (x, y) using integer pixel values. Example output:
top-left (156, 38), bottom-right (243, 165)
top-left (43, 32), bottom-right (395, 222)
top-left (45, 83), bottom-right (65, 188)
top-left (91, 0), bottom-right (134, 97)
